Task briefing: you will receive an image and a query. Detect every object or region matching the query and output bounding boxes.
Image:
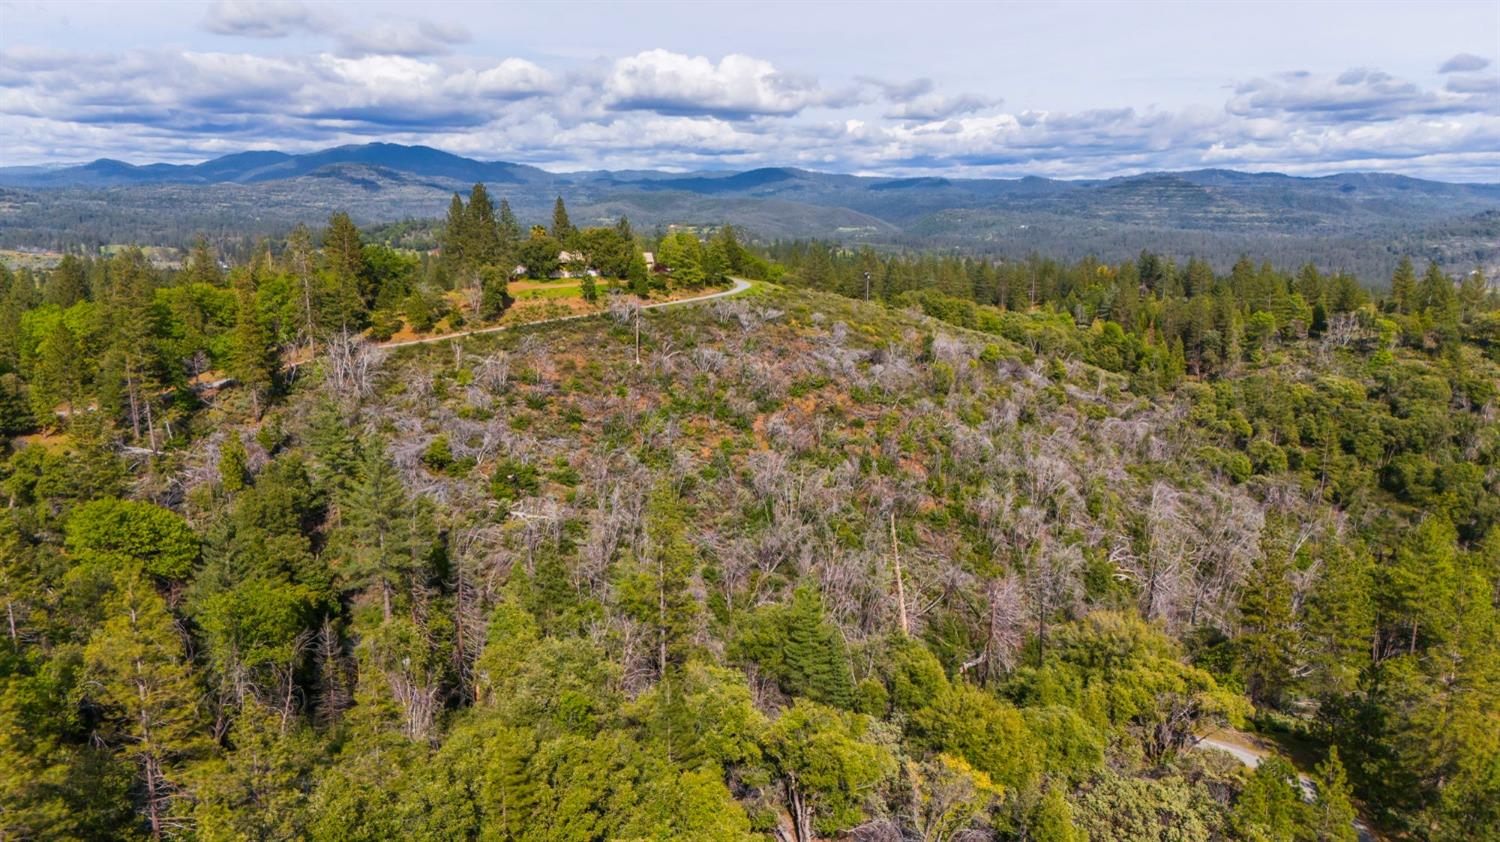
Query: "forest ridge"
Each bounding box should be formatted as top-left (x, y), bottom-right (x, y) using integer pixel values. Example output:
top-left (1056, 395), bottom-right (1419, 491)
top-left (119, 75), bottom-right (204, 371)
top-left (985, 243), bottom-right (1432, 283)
top-left (0, 181), bottom-right (1497, 841)
top-left (4, 144), bottom-right (1499, 279)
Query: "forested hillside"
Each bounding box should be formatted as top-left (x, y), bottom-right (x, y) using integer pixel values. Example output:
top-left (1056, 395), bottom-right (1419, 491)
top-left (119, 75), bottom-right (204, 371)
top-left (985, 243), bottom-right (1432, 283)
top-left (5, 144), bottom-right (1499, 279)
top-left (0, 211), bottom-right (1497, 841)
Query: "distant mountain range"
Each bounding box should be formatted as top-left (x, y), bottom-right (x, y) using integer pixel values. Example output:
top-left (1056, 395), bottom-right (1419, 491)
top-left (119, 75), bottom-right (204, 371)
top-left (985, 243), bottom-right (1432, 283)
top-left (4, 143), bottom-right (1499, 279)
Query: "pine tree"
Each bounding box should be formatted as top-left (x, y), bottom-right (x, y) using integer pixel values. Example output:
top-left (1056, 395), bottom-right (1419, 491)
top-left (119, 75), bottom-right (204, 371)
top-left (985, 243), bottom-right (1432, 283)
top-left (464, 183), bottom-right (499, 270)
top-left (618, 486), bottom-right (702, 679)
top-left (781, 587), bottom-right (855, 708)
top-left (83, 567), bottom-right (207, 839)
top-left (1417, 261), bottom-right (1458, 323)
top-left (340, 442), bottom-right (414, 621)
top-left (322, 212), bottom-right (369, 308)
top-left (323, 212), bottom-right (365, 280)
top-left (703, 238), bottom-right (730, 285)
top-left (1232, 756), bottom-right (1310, 841)
top-left (551, 196), bottom-right (574, 243)
top-left (442, 194), bottom-right (468, 273)
top-left (0, 511), bottom-right (39, 642)
top-left (626, 251), bottom-right (649, 297)
top-left (43, 254), bottom-right (89, 307)
top-left (65, 410), bottom-right (127, 500)
top-left (228, 268), bottom-right (275, 417)
top-left (284, 223), bottom-right (320, 348)
top-left (1238, 521), bottom-right (1299, 705)
top-left (306, 398), bottom-right (360, 489)
top-left (107, 248), bottom-right (168, 450)
top-left (715, 224), bottom-right (744, 274)
top-left (1457, 267), bottom-right (1489, 318)
top-left (1390, 257), bottom-right (1417, 314)
top-left (219, 433), bottom-right (249, 493)
top-left (190, 698), bottom-right (321, 841)
top-left (497, 199), bottom-right (521, 245)
top-left (496, 199), bottom-right (521, 273)
top-left (475, 724), bottom-right (538, 836)
top-left (30, 321), bottom-right (80, 424)
top-left (186, 234), bottom-right (222, 287)
top-left (1313, 748), bottom-right (1359, 842)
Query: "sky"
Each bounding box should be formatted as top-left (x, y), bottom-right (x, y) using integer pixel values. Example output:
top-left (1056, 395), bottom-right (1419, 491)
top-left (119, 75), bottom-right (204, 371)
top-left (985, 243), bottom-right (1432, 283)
top-left (1, 0), bottom-right (1497, 180)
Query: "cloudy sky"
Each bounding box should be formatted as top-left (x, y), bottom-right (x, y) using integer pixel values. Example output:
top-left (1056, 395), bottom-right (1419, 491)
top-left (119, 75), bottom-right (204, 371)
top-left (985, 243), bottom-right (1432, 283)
top-left (2, 0), bottom-right (1497, 180)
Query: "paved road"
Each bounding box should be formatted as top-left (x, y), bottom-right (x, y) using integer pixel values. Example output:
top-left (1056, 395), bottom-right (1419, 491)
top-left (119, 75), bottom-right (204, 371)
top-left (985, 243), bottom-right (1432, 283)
top-left (1195, 733), bottom-right (1377, 842)
top-left (379, 278), bottom-right (753, 350)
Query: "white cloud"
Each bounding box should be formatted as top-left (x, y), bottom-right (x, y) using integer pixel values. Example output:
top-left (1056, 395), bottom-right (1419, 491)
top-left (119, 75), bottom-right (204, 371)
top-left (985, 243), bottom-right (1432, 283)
top-left (339, 21), bottom-right (472, 57)
top-left (884, 92), bottom-right (996, 121)
top-left (1227, 68), bottom-right (1490, 123)
top-left (0, 40), bottom-right (1496, 181)
top-left (604, 49), bottom-right (840, 117)
top-left (447, 59), bottom-right (555, 100)
top-left (201, 0), bottom-right (325, 39)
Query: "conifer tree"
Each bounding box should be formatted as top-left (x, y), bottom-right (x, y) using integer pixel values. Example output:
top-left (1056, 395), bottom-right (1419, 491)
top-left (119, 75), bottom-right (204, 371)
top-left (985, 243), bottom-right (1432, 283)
top-left (464, 183), bottom-right (500, 270)
top-left (43, 254), bottom-right (89, 307)
top-left (497, 198), bottom-right (521, 247)
top-left (83, 568), bottom-right (207, 839)
top-left (186, 234), bottom-right (222, 287)
top-left (190, 698), bottom-right (321, 841)
top-left (107, 248), bottom-right (168, 450)
top-left (306, 398), bottom-right (360, 489)
top-left (65, 409), bottom-right (128, 500)
top-left (703, 238), bottom-right (730, 284)
top-left (442, 193), bottom-right (468, 273)
top-left (218, 433), bottom-right (249, 493)
top-left (619, 486), bottom-right (701, 679)
top-left (1457, 266), bottom-right (1489, 318)
top-left (1238, 520), bottom-right (1299, 705)
top-left (340, 442), bottom-right (414, 621)
top-left (322, 212), bottom-right (369, 315)
top-left (1390, 257), bottom-right (1417, 314)
top-left (228, 268), bottom-right (275, 417)
top-left (626, 250), bottom-right (649, 297)
top-left (781, 587), bottom-right (855, 708)
top-left (30, 321), bottom-right (80, 424)
top-left (734, 587), bottom-right (855, 708)
top-left (475, 724), bottom-right (538, 835)
top-left (284, 223), bottom-right (320, 348)
top-left (1417, 261), bottom-right (1458, 323)
top-left (323, 213), bottom-right (366, 282)
top-left (551, 196), bottom-right (574, 243)
top-left (1313, 748), bottom-right (1359, 842)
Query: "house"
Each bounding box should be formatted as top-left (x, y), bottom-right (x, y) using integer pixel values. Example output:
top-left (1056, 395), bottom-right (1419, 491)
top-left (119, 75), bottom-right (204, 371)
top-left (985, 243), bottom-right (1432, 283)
top-left (553, 250), bottom-right (599, 279)
top-left (514, 250), bottom-right (593, 279)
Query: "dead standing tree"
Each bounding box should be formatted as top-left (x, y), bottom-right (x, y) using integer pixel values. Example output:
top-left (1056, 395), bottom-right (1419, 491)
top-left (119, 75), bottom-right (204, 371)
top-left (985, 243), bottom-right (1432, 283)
top-left (323, 328), bottom-right (387, 404)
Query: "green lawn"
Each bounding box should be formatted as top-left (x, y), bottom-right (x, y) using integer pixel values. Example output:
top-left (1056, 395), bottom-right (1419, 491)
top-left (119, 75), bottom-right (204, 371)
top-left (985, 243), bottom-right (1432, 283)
top-left (516, 284), bottom-right (587, 300)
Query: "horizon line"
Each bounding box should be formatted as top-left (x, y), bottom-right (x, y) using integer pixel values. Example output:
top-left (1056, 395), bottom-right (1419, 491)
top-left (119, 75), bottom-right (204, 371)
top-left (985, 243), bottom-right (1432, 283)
top-left (5, 142), bottom-right (1500, 186)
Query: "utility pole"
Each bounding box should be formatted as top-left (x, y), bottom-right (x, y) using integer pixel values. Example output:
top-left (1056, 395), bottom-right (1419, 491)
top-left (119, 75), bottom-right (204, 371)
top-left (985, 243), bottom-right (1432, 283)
top-left (634, 306), bottom-right (641, 366)
top-left (891, 512), bottom-right (909, 637)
